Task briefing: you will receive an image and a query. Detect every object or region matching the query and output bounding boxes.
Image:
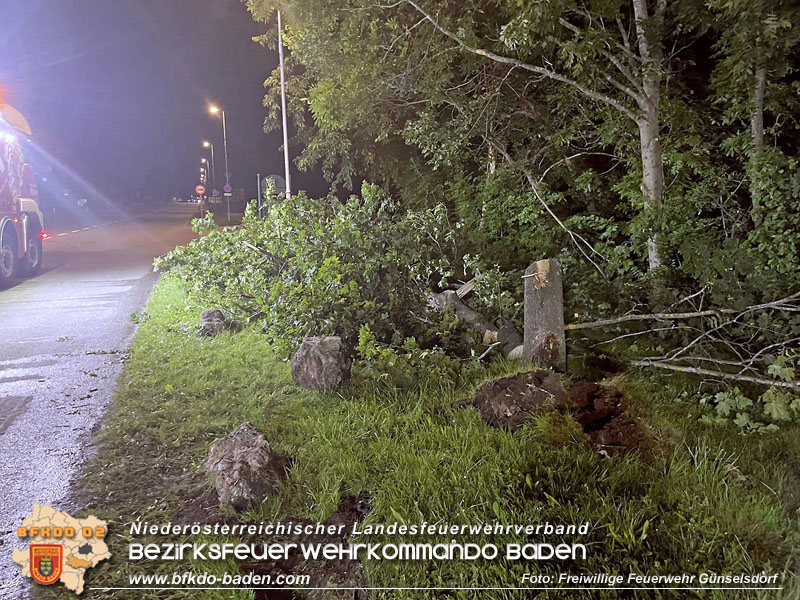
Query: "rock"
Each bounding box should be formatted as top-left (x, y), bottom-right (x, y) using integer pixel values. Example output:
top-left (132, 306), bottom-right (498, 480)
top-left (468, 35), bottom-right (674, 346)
top-left (204, 423), bottom-right (283, 511)
top-left (498, 324), bottom-right (523, 354)
top-left (201, 309), bottom-right (226, 336)
top-left (291, 336), bottom-right (350, 390)
top-left (507, 345), bottom-right (524, 360)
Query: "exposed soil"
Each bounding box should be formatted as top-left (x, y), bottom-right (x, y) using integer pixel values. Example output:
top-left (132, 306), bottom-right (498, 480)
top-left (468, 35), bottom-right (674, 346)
top-left (453, 370), bottom-right (566, 430)
top-left (248, 495), bottom-right (369, 600)
top-left (568, 383), bottom-right (649, 453)
top-left (178, 482), bottom-right (226, 525)
top-left (456, 371), bottom-right (649, 453)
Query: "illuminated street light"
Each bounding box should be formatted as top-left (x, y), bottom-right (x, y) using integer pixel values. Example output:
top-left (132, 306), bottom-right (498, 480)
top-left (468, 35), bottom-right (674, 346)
top-left (209, 105), bottom-right (231, 221)
top-left (208, 106), bottom-right (230, 188)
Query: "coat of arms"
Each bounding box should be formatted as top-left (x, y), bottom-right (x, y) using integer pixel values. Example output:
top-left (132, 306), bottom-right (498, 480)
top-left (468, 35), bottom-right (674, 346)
top-left (30, 544), bottom-right (62, 585)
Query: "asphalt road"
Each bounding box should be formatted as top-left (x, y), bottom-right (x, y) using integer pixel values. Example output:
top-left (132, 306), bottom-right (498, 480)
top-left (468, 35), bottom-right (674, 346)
top-left (0, 203), bottom-right (198, 597)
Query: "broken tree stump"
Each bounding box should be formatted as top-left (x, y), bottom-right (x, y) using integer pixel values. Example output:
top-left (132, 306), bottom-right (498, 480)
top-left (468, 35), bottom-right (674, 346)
top-left (523, 258), bottom-right (566, 371)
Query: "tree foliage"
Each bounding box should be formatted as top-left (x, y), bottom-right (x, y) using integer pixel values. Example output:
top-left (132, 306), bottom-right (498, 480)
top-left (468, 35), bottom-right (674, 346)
top-left (248, 0), bottom-right (798, 287)
top-left (156, 186), bottom-right (478, 353)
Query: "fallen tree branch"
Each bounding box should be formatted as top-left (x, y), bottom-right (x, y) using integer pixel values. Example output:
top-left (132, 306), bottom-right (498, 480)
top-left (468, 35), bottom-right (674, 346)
top-left (630, 360), bottom-right (800, 390)
top-left (566, 291), bottom-right (800, 331)
top-left (242, 240), bottom-right (288, 271)
top-left (428, 290), bottom-right (522, 355)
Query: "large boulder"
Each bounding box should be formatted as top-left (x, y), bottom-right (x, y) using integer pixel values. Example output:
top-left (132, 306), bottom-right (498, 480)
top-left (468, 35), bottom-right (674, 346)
top-left (200, 309), bottom-right (227, 336)
top-left (204, 423), bottom-right (283, 511)
top-left (291, 336), bottom-right (350, 390)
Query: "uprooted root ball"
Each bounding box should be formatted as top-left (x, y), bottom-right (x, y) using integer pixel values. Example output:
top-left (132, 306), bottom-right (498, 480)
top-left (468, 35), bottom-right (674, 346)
top-left (456, 372), bottom-right (649, 453)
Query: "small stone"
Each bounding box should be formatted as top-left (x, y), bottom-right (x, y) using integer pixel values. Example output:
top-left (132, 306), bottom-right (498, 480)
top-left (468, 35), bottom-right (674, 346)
top-left (507, 345), bottom-right (524, 360)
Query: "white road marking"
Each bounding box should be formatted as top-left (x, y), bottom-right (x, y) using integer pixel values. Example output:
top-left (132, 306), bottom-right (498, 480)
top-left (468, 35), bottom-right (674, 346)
top-left (48, 207), bottom-right (191, 239)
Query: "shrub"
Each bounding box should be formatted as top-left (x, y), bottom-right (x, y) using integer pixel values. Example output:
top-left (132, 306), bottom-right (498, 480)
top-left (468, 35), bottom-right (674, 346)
top-left (156, 184), bottom-right (469, 354)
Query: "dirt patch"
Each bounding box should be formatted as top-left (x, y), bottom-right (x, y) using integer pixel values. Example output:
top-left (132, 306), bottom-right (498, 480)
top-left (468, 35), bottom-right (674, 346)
top-left (568, 383), bottom-right (649, 453)
top-left (453, 370), bottom-right (566, 430)
top-left (457, 372), bottom-right (649, 453)
top-left (245, 495), bottom-right (369, 600)
top-left (178, 482), bottom-right (227, 525)
top-left (294, 495), bottom-right (369, 600)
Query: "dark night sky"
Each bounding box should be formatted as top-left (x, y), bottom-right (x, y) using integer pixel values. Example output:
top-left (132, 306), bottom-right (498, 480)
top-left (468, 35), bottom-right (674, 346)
top-left (0, 0), bottom-right (323, 202)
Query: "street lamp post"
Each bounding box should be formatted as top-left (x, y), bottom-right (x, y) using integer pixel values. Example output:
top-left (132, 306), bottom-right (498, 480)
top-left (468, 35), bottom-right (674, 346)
top-left (209, 105), bottom-right (231, 222)
top-left (202, 140), bottom-right (216, 194)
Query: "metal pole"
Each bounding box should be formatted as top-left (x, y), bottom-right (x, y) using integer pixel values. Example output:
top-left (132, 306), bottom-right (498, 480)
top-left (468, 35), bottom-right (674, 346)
top-left (210, 143), bottom-right (216, 194)
top-left (222, 111), bottom-right (230, 188)
top-left (221, 111), bottom-right (231, 222)
top-left (257, 173), bottom-right (261, 216)
top-left (278, 10), bottom-right (291, 199)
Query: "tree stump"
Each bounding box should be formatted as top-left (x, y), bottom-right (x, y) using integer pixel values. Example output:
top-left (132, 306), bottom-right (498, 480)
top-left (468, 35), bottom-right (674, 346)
top-left (523, 258), bottom-right (566, 371)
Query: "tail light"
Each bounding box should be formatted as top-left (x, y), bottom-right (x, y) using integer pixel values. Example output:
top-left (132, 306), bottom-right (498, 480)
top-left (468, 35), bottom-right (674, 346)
top-left (40, 231), bottom-right (50, 240)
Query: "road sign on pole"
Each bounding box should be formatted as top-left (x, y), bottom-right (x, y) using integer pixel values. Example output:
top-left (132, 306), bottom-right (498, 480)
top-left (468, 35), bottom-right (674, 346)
top-left (195, 184), bottom-right (206, 196)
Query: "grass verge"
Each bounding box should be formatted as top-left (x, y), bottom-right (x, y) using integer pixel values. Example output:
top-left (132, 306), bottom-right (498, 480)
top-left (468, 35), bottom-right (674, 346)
top-left (41, 277), bottom-right (800, 600)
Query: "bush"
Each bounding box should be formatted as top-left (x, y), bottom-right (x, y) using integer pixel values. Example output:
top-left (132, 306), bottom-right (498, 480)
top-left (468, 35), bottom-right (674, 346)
top-left (156, 184), bottom-right (469, 354)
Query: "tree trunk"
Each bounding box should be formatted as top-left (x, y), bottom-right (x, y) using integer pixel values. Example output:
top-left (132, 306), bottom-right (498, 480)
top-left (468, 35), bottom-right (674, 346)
top-left (749, 64), bottom-right (767, 225)
top-left (638, 105), bottom-right (664, 270)
top-left (632, 0), bottom-right (666, 271)
top-left (523, 259), bottom-right (566, 371)
top-left (480, 145), bottom-right (496, 230)
top-left (427, 290), bottom-right (522, 355)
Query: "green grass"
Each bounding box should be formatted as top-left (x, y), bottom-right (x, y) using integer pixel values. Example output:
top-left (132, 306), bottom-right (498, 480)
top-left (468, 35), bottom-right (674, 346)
top-left (42, 278), bottom-right (800, 600)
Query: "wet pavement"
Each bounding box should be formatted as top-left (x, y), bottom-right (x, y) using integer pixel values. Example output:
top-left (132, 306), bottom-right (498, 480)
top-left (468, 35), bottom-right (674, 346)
top-left (0, 203), bottom-right (197, 597)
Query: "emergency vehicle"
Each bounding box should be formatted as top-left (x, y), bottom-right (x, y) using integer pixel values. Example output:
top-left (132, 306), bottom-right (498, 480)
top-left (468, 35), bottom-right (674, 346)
top-left (0, 100), bottom-right (45, 287)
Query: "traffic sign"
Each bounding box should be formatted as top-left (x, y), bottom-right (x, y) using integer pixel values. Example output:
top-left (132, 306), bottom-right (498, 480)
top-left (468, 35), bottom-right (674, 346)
top-left (223, 184), bottom-right (232, 193)
top-left (195, 184), bottom-right (206, 195)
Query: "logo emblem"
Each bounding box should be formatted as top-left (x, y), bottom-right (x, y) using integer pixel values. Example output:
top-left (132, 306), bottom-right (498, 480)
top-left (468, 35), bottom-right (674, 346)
top-left (30, 544), bottom-right (62, 585)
